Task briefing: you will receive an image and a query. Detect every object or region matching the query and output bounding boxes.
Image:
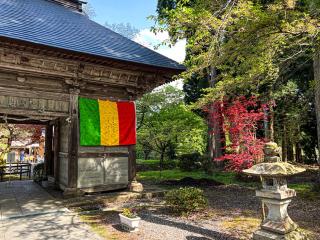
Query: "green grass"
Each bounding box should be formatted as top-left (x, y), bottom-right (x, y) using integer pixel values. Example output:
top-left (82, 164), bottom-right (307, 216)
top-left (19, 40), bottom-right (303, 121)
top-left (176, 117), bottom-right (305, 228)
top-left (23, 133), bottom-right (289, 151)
top-left (289, 183), bottom-right (320, 200)
top-left (137, 169), bottom-right (319, 195)
top-left (137, 159), bottom-right (161, 165)
top-left (137, 159), bottom-right (179, 165)
top-left (79, 213), bottom-right (118, 240)
top-left (289, 183), bottom-right (313, 192)
top-left (137, 169), bottom-right (255, 186)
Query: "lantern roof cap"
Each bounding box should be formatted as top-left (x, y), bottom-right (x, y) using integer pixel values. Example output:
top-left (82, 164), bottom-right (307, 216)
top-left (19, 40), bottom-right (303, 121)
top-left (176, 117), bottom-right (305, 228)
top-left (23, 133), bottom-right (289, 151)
top-left (243, 162), bottom-right (305, 177)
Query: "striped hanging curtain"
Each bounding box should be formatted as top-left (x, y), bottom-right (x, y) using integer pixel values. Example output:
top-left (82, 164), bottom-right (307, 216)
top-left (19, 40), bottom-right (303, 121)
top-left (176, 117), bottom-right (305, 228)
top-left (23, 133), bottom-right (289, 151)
top-left (79, 97), bottom-right (136, 146)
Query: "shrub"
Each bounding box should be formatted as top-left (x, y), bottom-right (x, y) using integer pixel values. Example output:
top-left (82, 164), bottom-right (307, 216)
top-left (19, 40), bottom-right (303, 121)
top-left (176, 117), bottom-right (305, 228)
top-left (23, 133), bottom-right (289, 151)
top-left (163, 160), bottom-right (178, 169)
top-left (121, 208), bottom-right (138, 218)
top-left (312, 183), bottom-right (320, 193)
top-left (178, 153), bottom-right (202, 171)
top-left (165, 187), bottom-right (208, 215)
top-left (199, 154), bottom-right (215, 175)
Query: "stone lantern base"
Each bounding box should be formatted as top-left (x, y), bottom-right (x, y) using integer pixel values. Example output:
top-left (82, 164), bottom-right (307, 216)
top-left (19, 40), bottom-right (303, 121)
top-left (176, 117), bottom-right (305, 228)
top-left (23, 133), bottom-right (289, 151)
top-left (253, 229), bottom-right (309, 240)
top-left (253, 189), bottom-right (309, 240)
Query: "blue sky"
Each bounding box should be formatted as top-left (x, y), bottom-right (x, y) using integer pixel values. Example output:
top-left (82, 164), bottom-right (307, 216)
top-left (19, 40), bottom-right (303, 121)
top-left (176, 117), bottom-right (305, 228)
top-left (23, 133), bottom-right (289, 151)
top-left (89, 0), bottom-right (157, 29)
top-left (87, 0), bottom-right (186, 66)
top-left (88, 0), bottom-right (185, 88)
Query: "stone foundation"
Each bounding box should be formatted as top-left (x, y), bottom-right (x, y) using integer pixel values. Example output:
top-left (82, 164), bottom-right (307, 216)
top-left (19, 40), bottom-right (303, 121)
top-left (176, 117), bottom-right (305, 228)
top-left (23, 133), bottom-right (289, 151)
top-left (253, 229), bottom-right (310, 240)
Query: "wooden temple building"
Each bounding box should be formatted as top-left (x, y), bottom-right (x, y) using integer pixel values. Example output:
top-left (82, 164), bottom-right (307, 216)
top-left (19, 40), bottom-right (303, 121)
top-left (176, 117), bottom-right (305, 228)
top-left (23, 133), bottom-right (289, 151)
top-left (0, 0), bottom-right (184, 194)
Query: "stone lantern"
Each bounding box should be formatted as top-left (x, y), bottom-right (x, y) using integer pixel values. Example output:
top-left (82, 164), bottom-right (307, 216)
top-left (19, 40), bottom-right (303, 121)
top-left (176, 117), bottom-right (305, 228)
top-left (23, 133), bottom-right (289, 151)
top-left (243, 142), bottom-right (307, 240)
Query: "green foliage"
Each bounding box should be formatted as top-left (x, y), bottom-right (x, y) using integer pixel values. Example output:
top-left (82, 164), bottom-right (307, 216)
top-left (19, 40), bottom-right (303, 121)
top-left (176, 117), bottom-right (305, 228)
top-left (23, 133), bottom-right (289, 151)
top-left (137, 86), bottom-right (207, 163)
top-left (165, 187), bottom-right (208, 215)
top-left (137, 159), bottom-right (178, 171)
top-left (137, 169), bottom-right (239, 185)
top-left (138, 104), bottom-right (206, 156)
top-left (183, 74), bottom-right (209, 105)
top-left (153, 0), bottom-right (320, 101)
top-left (273, 58), bottom-right (317, 163)
top-left (178, 152), bottom-right (202, 171)
top-left (154, 0), bottom-right (320, 164)
top-left (121, 208), bottom-right (138, 218)
top-left (0, 124), bottom-right (43, 165)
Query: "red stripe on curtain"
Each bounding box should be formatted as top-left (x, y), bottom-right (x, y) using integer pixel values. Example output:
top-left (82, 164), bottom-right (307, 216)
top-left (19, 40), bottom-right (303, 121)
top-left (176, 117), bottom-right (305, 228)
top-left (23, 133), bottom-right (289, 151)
top-left (117, 102), bottom-right (136, 145)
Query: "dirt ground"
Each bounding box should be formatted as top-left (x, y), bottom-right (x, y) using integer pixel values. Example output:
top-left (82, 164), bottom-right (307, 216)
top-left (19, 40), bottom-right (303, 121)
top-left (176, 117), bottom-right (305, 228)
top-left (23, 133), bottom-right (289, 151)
top-left (71, 184), bottom-right (320, 240)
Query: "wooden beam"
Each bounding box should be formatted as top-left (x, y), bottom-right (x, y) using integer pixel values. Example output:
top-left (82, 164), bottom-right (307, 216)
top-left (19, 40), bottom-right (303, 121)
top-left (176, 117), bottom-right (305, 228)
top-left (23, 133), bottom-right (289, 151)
top-left (128, 145), bottom-right (136, 181)
top-left (0, 37), bottom-right (183, 76)
top-left (0, 114), bottom-right (50, 124)
top-left (78, 152), bottom-right (129, 158)
top-left (0, 108), bottom-right (68, 118)
top-left (0, 86), bottom-right (70, 101)
top-left (44, 124), bottom-right (53, 176)
top-left (53, 120), bottom-right (60, 183)
top-left (67, 88), bottom-right (79, 188)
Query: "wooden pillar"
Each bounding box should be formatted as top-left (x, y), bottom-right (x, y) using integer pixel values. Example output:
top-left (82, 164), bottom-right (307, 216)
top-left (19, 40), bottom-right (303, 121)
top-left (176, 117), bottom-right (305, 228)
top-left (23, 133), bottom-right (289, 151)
top-left (53, 120), bottom-right (60, 183)
top-left (128, 145), bottom-right (136, 181)
top-left (67, 88), bottom-right (79, 189)
top-left (44, 124), bottom-right (53, 176)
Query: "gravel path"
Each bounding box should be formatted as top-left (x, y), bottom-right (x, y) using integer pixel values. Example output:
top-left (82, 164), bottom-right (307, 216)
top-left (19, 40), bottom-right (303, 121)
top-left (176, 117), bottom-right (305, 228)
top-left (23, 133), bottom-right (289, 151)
top-left (135, 211), bottom-right (237, 240)
top-left (76, 185), bottom-right (320, 240)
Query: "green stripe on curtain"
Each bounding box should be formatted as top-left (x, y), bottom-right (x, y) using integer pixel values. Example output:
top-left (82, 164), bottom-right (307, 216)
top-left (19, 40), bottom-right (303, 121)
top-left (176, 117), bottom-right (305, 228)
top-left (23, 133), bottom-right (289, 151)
top-left (79, 97), bottom-right (101, 146)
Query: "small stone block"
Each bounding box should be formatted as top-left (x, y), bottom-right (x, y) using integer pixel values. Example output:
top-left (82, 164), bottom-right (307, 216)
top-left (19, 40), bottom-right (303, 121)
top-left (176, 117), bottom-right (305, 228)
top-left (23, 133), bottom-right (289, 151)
top-left (129, 181), bottom-right (144, 192)
top-left (253, 229), bottom-right (281, 240)
top-left (253, 229), bottom-right (310, 240)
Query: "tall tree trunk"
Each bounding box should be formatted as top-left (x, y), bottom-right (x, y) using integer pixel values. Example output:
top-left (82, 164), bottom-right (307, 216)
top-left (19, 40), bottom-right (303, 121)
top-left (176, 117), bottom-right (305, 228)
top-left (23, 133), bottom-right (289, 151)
top-left (263, 104), bottom-right (275, 141)
top-left (314, 51), bottom-right (320, 165)
top-left (287, 139), bottom-right (294, 162)
top-left (159, 149), bottom-right (165, 178)
top-left (282, 123), bottom-right (287, 162)
top-left (143, 149), bottom-right (151, 160)
top-left (263, 109), bottom-right (269, 140)
top-left (314, 51), bottom-right (320, 189)
top-left (295, 143), bottom-right (302, 163)
top-left (208, 67), bottom-right (225, 160)
top-left (269, 105), bottom-right (275, 142)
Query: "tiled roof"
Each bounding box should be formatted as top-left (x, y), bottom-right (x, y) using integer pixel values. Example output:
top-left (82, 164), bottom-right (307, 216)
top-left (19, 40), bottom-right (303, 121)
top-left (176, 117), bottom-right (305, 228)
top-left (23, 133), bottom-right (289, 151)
top-left (0, 0), bottom-right (185, 71)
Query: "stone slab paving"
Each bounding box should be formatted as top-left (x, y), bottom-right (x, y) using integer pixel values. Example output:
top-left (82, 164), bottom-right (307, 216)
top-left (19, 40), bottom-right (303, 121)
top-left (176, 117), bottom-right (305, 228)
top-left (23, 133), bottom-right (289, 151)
top-left (0, 181), bottom-right (102, 240)
top-left (0, 180), bottom-right (64, 219)
top-left (0, 212), bottom-right (102, 240)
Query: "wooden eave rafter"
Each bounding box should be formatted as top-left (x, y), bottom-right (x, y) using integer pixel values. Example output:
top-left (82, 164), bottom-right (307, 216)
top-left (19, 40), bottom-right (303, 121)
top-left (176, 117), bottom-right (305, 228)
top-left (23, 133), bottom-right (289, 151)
top-left (0, 113), bottom-right (55, 124)
top-left (0, 36), bottom-right (183, 80)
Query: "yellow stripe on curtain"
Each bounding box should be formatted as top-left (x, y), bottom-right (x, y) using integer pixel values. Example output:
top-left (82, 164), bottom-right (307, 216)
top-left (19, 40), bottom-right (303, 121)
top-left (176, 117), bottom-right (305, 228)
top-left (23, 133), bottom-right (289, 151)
top-left (98, 100), bottom-right (119, 146)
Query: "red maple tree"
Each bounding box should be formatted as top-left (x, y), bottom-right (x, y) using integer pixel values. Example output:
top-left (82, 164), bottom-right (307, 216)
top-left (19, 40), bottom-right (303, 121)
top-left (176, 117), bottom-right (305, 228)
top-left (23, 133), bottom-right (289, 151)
top-left (207, 96), bottom-right (266, 172)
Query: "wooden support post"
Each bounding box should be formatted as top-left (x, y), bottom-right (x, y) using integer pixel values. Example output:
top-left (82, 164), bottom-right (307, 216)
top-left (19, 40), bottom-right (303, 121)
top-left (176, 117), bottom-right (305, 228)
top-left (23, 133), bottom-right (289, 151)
top-left (128, 145), bottom-right (143, 192)
top-left (128, 145), bottom-right (136, 181)
top-left (53, 119), bottom-right (60, 184)
top-left (44, 124), bottom-right (53, 177)
top-left (67, 88), bottom-right (79, 189)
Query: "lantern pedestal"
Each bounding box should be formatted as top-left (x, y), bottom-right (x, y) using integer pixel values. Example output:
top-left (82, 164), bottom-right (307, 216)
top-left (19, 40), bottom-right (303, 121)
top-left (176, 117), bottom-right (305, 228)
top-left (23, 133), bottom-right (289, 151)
top-left (251, 177), bottom-right (309, 240)
top-left (253, 183), bottom-right (300, 239)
